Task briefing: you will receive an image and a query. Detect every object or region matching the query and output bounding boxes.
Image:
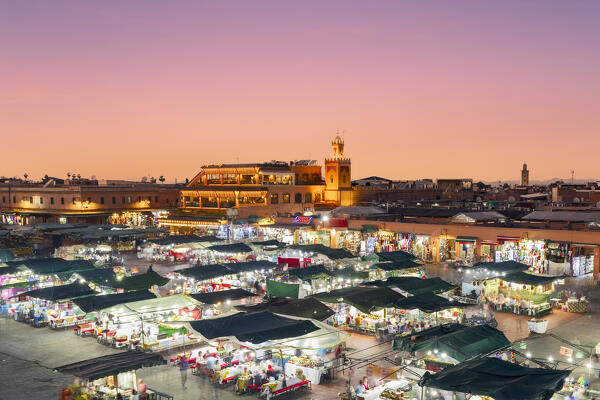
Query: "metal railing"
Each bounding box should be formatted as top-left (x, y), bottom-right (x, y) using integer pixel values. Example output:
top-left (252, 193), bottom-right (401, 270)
top-left (148, 388), bottom-right (174, 400)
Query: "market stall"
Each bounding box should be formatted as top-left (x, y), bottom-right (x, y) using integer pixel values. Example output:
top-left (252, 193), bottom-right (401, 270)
top-left (187, 311), bottom-right (349, 390)
top-left (94, 294), bottom-right (204, 351)
top-left (419, 357), bottom-right (570, 400)
top-left (311, 286), bottom-right (403, 333)
top-left (370, 259), bottom-right (425, 280)
top-left (10, 282), bottom-right (97, 327)
top-left (235, 297), bottom-right (334, 321)
top-left (394, 324), bottom-right (511, 365)
top-left (366, 277), bottom-right (455, 296)
top-left (482, 271), bottom-right (564, 317)
top-left (54, 352), bottom-right (167, 399)
top-left (393, 293), bottom-right (470, 323)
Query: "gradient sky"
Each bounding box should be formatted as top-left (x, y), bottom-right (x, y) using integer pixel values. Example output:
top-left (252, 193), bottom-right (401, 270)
top-left (1, 1), bottom-right (599, 183)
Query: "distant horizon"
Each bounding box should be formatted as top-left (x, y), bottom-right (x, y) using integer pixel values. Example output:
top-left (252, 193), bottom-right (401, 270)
top-left (3, 170), bottom-right (597, 186)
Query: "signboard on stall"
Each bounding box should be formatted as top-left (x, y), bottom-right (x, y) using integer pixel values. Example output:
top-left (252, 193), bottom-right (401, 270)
top-left (559, 346), bottom-right (574, 357)
top-left (293, 216), bottom-right (312, 224)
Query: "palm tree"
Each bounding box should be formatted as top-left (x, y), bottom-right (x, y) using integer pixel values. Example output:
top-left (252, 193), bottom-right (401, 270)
top-left (159, 175), bottom-right (165, 183)
top-left (23, 173), bottom-right (28, 181)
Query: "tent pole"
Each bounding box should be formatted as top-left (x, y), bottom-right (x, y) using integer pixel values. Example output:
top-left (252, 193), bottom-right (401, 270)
top-left (279, 349), bottom-right (287, 388)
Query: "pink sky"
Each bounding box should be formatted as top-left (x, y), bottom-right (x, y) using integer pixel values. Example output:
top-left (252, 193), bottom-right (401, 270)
top-left (1, 1), bottom-right (599, 182)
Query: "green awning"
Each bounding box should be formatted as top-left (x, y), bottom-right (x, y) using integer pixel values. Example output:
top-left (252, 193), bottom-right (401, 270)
top-left (0, 249), bottom-right (15, 262)
top-left (208, 243), bottom-right (253, 253)
top-left (330, 267), bottom-right (369, 281)
top-left (287, 244), bottom-right (355, 260)
top-left (66, 268), bottom-right (116, 285)
top-left (375, 250), bottom-right (417, 263)
top-left (287, 265), bottom-right (333, 281)
top-left (497, 271), bottom-right (564, 286)
top-left (188, 311), bottom-right (319, 344)
top-left (17, 282), bottom-right (96, 301)
top-left (189, 289), bottom-right (257, 305)
top-left (220, 260), bottom-right (279, 273)
top-left (266, 279), bottom-right (299, 299)
top-left (176, 264), bottom-right (233, 281)
top-left (419, 357), bottom-right (570, 400)
top-left (250, 239), bottom-right (286, 248)
top-left (394, 324), bottom-right (511, 362)
top-left (235, 297), bottom-right (334, 321)
top-left (0, 280), bottom-right (38, 290)
top-left (7, 258), bottom-right (96, 276)
top-left (472, 260), bottom-right (529, 275)
top-left (72, 290), bottom-right (157, 313)
top-left (361, 224), bottom-right (379, 232)
top-left (54, 352), bottom-right (166, 381)
top-left (108, 267), bottom-right (169, 291)
top-left (148, 235), bottom-right (223, 246)
top-left (394, 293), bottom-right (470, 313)
top-left (366, 277), bottom-right (455, 295)
top-left (456, 236), bottom-right (477, 243)
top-left (311, 286), bottom-right (403, 313)
top-left (371, 260), bottom-right (423, 271)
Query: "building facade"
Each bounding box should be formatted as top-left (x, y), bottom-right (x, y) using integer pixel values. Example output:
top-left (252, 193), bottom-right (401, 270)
top-left (174, 136), bottom-right (355, 221)
top-left (0, 182), bottom-right (179, 225)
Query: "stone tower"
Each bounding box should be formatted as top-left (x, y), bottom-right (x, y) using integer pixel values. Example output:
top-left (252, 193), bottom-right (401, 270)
top-left (521, 163), bottom-right (530, 186)
top-left (324, 134), bottom-right (354, 205)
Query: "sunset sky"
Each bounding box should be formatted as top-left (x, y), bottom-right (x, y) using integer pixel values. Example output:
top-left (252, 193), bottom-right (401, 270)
top-left (1, 1), bottom-right (599, 183)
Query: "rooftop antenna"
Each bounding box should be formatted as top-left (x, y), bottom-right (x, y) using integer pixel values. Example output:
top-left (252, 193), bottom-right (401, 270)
top-left (571, 170), bottom-right (575, 184)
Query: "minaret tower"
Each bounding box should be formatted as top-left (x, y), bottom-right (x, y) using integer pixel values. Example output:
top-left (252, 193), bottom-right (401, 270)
top-left (521, 163), bottom-right (530, 186)
top-left (324, 133), bottom-right (353, 205)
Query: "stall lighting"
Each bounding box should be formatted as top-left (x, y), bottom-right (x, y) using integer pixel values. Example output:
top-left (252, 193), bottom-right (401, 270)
top-left (547, 356), bottom-right (553, 362)
top-left (568, 357), bottom-right (573, 363)
top-left (586, 363), bottom-right (592, 369)
top-left (526, 352), bottom-right (531, 358)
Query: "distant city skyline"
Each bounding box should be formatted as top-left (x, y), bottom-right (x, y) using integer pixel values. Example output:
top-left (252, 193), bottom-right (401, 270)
top-left (2, 1), bottom-right (599, 182)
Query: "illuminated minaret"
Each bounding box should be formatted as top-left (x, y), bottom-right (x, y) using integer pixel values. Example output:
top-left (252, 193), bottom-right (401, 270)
top-left (324, 133), bottom-right (353, 205)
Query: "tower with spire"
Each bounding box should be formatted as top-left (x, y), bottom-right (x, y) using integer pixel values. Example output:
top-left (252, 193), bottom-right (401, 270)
top-left (324, 133), bottom-right (353, 205)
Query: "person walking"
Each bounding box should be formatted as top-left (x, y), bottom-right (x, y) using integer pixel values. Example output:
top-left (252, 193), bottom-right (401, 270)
top-left (179, 357), bottom-right (189, 389)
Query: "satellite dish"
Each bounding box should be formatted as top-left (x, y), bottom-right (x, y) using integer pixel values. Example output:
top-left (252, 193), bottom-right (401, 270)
top-left (573, 197), bottom-right (580, 203)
